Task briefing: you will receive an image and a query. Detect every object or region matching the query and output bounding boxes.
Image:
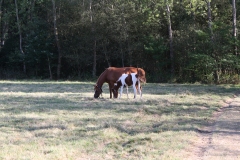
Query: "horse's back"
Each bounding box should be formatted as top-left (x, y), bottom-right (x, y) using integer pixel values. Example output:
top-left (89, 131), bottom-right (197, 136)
top-left (105, 67), bottom-right (146, 83)
top-left (107, 67), bottom-right (136, 72)
top-left (106, 67), bottom-right (128, 82)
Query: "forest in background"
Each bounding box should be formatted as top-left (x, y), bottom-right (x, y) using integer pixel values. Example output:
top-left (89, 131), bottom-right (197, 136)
top-left (0, 0), bottom-right (239, 83)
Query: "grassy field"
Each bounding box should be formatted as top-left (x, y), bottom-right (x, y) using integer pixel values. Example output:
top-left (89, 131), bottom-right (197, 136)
top-left (0, 81), bottom-right (239, 160)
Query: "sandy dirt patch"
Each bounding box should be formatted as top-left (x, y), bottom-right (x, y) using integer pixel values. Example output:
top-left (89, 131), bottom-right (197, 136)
top-left (189, 96), bottom-right (240, 160)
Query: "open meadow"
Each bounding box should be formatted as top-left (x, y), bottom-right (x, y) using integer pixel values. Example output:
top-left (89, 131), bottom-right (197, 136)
top-left (0, 81), bottom-right (239, 159)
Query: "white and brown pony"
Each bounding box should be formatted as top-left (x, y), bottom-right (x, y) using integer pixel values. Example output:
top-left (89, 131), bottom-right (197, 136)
top-left (112, 73), bottom-right (142, 99)
top-left (94, 67), bottom-right (146, 98)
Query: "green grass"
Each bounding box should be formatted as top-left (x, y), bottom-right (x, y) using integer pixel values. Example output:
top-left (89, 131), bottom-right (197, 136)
top-left (0, 81), bottom-right (239, 159)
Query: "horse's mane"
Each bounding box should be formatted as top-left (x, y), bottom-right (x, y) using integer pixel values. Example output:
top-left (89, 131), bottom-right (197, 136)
top-left (96, 68), bottom-right (108, 87)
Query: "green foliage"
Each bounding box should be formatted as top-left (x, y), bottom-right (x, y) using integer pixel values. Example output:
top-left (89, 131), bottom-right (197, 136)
top-left (0, 0), bottom-right (239, 83)
top-left (144, 36), bottom-right (169, 82)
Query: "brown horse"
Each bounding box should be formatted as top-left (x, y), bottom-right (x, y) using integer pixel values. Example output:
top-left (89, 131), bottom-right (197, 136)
top-left (94, 67), bottom-right (146, 98)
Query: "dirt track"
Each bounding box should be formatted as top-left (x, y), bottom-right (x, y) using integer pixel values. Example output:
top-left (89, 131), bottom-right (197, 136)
top-left (190, 96), bottom-right (240, 160)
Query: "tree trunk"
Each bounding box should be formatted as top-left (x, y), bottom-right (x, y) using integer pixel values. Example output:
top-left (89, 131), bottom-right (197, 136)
top-left (0, 0), bottom-right (4, 51)
top-left (47, 55), bottom-right (53, 80)
top-left (102, 41), bottom-right (111, 67)
top-left (191, 2), bottom-right (196, 52)
top-left (207, 0), bottom-right (214, 42)
top-left (1, 27), bottom-right (8, 49)
top-left (120, 42), bottom-right (124, 67)
top-left (90, 0), bottom-right (96, 77)
top-left (232, 0), bottom-right (237, 55)
top-left (0, 1), bottom-right (9, 52)
top-left (120, 6), bottom-right (128, 67)
top-left (93, 39), bottom-right (96, 76)
top-left (15, 0), bottom-right (26, 74)
top-left (30, 0), bottom-right (36, 20)
top-left (51, 0), bottom-right (61, 80)
top-left (206, 0), bottom-right (219, 83)
top-left (165, 0), bottom-right (174, 81)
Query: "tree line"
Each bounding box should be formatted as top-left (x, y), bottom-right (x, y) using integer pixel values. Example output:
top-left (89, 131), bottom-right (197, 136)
top-left (0, 0), bottom-right (239, 83)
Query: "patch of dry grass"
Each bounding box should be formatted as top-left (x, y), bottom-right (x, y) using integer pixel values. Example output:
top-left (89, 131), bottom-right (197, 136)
top-left (0, 81), bottom-right (239, 159)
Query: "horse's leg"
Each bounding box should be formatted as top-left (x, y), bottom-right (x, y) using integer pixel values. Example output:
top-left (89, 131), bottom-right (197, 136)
top-left (133, 85), bottom-right (137, 98)
top-left (138, 80), bottom-right (142, 98)
top-left (131, 78), bottom-right (137, 99)
top-left (132, 84), bottom-right (137, 98)
top-left (135, 84), bottom-right (138, 94)
top-left (119, 86), bottom-right (123, 98)
top-left (108, 83), bottom-right (113, 98)
top-left (126, 85), bottom-right (129, 98)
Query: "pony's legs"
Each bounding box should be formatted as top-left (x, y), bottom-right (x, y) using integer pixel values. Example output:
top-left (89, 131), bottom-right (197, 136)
top-left (132, 85), bottom-right (137, 98)
top-left (119, 86), bottom-right (123, 98)
top-left (138, 80), bottom-right (142, 98)
top-left (126, 85), bottom-right (129, 98)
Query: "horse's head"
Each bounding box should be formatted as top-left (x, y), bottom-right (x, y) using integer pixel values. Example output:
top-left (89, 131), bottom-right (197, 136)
top-left (94, 85), bottom-right (103, 98)
top-left (111, 83), bottom-right (119, 98)
top-left (137, 68), bottom-right (146, 83)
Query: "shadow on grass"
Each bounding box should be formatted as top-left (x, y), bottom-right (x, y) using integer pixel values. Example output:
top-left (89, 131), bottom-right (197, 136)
top-left (0, 82), bottom-right (94, 93)
top-left (1, 82), bottom-right (239, 97)
top-left (0, 82), bottom-right (240, 143)
top-left (143, 83), bottom-right (240, 96)
top-left (0, 97), bottom-right (209, 134)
